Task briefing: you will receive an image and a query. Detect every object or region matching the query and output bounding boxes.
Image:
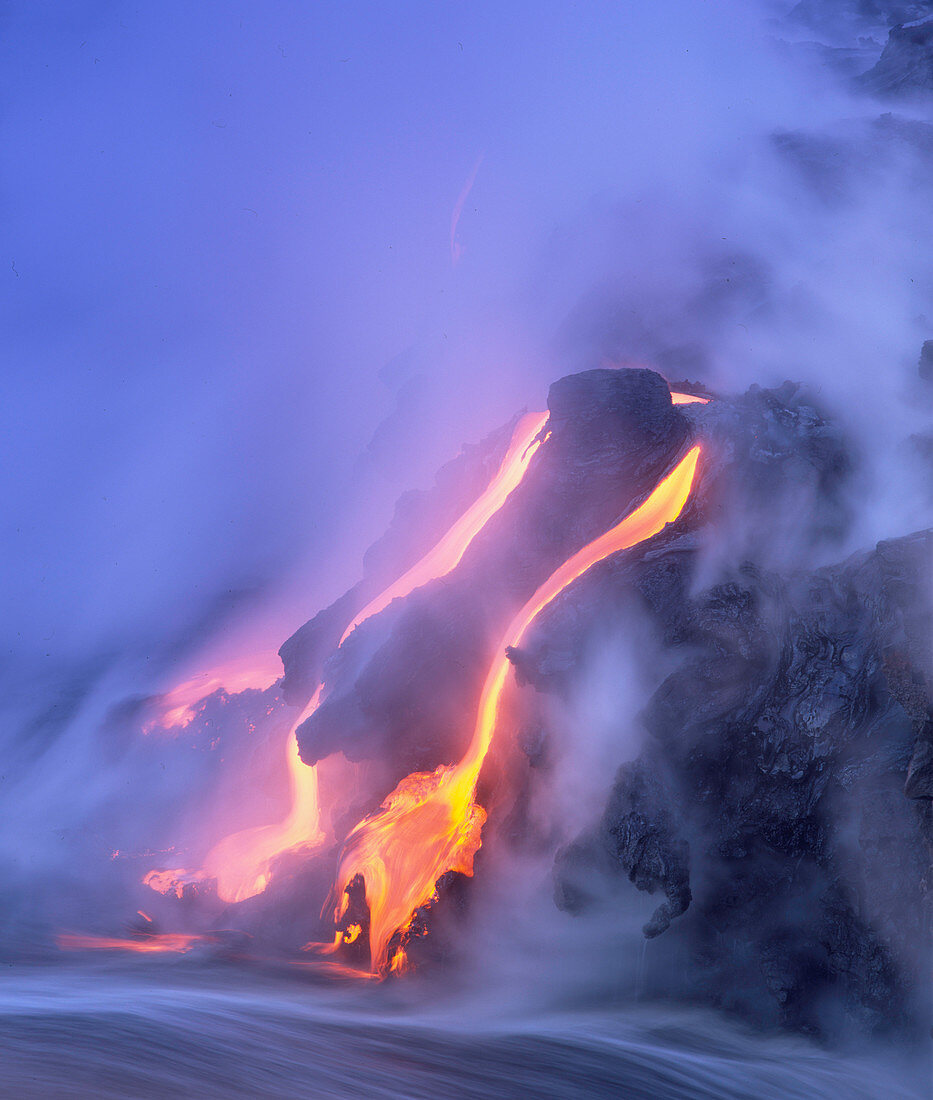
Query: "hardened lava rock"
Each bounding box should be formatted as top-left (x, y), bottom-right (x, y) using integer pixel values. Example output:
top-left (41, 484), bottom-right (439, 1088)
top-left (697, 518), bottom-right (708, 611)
top-left (858, 17), bottom-right (933, 99)
top-left (292, 368), bottom-right (690, 785)
top-left (278, 415), bottom-right (524, 707)
top-left (553, 528), bottom-right (932, 1037)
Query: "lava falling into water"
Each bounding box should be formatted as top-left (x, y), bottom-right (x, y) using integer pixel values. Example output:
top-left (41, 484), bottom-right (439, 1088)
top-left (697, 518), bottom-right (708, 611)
top-left (146, 411), bottom-right (549, 905)
top-left (332, 445), bottom-right (702, 973)
top-left (200, 689), bottom-right (326, 903)
top-left (57, 932), bottom-right (215, 955)
top-left (142, 390), bottom-right (698, 951)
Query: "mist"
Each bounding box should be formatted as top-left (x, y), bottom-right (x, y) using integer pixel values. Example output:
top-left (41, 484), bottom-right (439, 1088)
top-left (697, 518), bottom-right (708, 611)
top-left (2, 1), bottom-right (931, 1096)
top-left (4, 0), bottom-right (922, 671)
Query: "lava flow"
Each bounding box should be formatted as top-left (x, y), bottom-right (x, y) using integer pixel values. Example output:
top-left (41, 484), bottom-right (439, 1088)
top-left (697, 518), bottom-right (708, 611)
top-left (339, 411), bottom-right (549, 645)
top-left (57, 931), bottom-right (214, 955)
top-left (143, 650), bottom-right (284, 734)
top-left (146, 410), bottom-right (549, 905)
top-left (332, 444), bottom-right (703, 973)
top-left (200, 690), bottom-right (326, 902)
top-left (671, 392), bottom-right (709, 406)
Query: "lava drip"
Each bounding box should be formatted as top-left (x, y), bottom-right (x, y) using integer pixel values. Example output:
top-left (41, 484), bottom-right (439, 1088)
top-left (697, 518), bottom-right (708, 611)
top-left (331, 444), bottom-right (703, 974)
top-left (670, 392), bottom-right (709, 406)
top-left (200, 688), bottom-right (326, 902)
top-left (145, 411), bottom-right (550, 905)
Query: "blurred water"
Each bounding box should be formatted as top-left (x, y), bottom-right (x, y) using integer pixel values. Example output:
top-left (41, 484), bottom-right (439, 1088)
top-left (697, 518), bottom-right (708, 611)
top-left (0, 959), bottom-right (925, 1099)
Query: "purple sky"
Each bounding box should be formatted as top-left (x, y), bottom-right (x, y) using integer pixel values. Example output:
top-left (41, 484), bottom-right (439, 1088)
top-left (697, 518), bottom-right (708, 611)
top-left (2, 2), bottom-right (928, 684)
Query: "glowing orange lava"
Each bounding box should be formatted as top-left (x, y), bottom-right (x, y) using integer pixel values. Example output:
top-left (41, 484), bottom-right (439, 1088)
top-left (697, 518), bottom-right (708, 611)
top-left (201, 690), bottom-right (326, 903)
top-left (140, 384), bottom-right (700, 968)
top-left (57, 931), bottom-right (213, 954)
top-left (146, 410), bottom-right (549, 905)
top-left (670, 392), bottom-right (709, 405)
top-left (332, 445), bottom-right (702, 973)
top-left (339, 411), bottom-right (550, 645)
top-left (144, 651), bottom-right (284, 734)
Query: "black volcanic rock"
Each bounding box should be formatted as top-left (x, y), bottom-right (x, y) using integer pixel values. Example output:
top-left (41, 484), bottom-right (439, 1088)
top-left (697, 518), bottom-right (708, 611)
top-left (789, 0), bottom-right (933, 40)
top-left (695, 381), bottom-right (854, 553)
top-left (198, 362), bottom-right (927, 1040)
top-left (297, 582), bottom-right (491, 777)
top-left (859, 18), bottom-right (933, 97)
top-left (547, 368), bottom-right (679, 450)
top-left (279, 414), bottom-right (522, 707)
top-left (505, 381), bottom-right (855, 698)
top-left (553, 529), bottom-right (931, 1037)
top-left (279, 587), bottom-right (364, 707)
top-left (600, 758), bottom-right (692, 939)
top-left (295, 368), bottom-right (690, 782)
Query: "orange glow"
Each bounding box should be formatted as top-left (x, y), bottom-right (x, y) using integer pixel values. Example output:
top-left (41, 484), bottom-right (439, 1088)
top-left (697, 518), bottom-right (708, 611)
top-left (342, 923), bottom-right (362, 945)
top-left (137, 910), bottom-right (153, 923)
top-left (388, 947), bottom-right (411, 974)
top-left (139, 384), bottom-right (702, 974)
top-left (339, 411), bottom-right (550, 645)
top-left (333, 446), bottom-right (702, 973)
top-left (144, 651), bottom-right (283, 734)
top-left (57, 931), bottom-right (212, 954)
top-left (142, 867), bottom-right (209, 899)
top-left (670, 392), bottom-right (709, 406)
top-left (289, 954), bottom-right (380, 981)
top-left (201, 689), bottom-right (326, 903)
top-left (145, 411), bottom-right (550, 907)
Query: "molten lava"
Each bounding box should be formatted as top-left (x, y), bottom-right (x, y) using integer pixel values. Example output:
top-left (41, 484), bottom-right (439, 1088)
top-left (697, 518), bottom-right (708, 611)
top-left (146, 410), bottom-right (549, 905)
top-left (332, 446), bottom-right (702, 973)
top-left (57, 931), bottom-right (214, 954)
top-left (143, 651), bottom-right (284, 734)
top-left (137, 385), bottom-right (701, 974)
top-left (200, 690), bottom-right (326, 903)
top-left (339, 411), bottom-right (549, 645)
top-left (670, 392), bottom-right (709, 405)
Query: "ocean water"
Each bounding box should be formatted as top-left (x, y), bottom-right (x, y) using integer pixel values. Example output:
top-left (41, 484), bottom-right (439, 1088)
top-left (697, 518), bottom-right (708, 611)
top-left (0, 957), bottom-right (926, 1099)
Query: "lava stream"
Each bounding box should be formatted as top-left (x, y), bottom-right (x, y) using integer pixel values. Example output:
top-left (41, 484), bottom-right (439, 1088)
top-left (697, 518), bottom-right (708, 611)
top-left (143, 650), bottom-right (284, 734)
top-left (671, 392), bottom-right (709, 405)
top-left (339, 411), bottom-right (549, 645)
top-left (333, 445), bottom-right (702, 973)
top-left (147, 411), bottom-right (549, 905)
top-left (200, 689), bottom-right (325, 902)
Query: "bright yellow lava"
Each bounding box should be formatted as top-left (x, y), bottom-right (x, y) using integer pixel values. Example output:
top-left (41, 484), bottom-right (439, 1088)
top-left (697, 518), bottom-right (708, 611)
top-left (333, 446), bottom-right (703, 972)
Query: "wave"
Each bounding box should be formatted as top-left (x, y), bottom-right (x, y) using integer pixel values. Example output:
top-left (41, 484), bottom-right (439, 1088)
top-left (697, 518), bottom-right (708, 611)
top-left (0, 960), bottom-right (925, 1099)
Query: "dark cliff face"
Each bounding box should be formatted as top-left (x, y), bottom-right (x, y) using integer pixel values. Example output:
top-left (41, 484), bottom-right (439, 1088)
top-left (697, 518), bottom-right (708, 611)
top-left (549, 528), bottom-right (931, 1038)
top-left (859, 18), bottom-right (933, 98)
top-left (259, 366), bottom-right (928, 1036)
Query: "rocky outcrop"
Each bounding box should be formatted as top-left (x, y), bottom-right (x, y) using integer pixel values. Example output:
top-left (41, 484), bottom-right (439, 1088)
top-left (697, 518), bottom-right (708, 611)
top-left (278, 414), bottom-right (524, 707)
top-left (228, 366), bottom-right (926, 1037)
top-left (293, 369), bottom-right (689, 784)
top-left (552, 529), bottom-right (931, 1036)
top-left (859, 18), bottom-right (933, 97)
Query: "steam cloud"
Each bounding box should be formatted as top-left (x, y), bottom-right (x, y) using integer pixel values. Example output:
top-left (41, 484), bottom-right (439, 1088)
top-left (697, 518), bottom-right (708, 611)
top-left (1, 1), bottom-right (931, 1091)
